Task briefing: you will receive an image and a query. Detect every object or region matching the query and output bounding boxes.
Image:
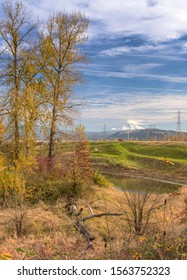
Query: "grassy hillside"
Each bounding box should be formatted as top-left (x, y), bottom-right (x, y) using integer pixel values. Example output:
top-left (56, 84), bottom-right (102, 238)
top-left (91, 141), bottom-right (187, 181)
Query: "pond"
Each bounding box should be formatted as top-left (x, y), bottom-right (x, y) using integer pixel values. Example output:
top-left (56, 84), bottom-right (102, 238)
top-left (105, 174), bottom-right (182, 194)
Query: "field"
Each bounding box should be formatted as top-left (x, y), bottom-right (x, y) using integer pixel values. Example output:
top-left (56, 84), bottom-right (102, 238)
top-left (0, 181), bottom-right (187, 260)
top-left (0, 140), bottom-right (187, 260)
top-left (91, 141), bottom-right (187, 183)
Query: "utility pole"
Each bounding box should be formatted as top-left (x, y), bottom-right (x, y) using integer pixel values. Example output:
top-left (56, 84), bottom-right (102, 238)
top-left (176, 111), bottom-right (181, 132)
top-left (152, 125), bottom-right (155, 141)
top-left (103, 124), bottom-right (106, 140)
top-left (146, 128), bottom-right (148, 141)
top-left (176, 111), bottom-right (182, 142)
top-left (127, 130), bottom-right (130, 141)
top-left (149, 125), bottom-right (152, 141)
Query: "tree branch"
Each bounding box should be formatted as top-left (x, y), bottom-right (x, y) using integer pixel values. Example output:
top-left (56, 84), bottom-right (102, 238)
top-left (82, 212), bottom-right (123, 222)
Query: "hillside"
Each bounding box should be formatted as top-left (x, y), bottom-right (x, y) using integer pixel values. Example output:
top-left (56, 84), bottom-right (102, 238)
top-left (91, 141), bottom-right (187, 183)
top-left (86, 129), bottom-right (187, 141)
top-left (109, 128), bottom-right (187, 141)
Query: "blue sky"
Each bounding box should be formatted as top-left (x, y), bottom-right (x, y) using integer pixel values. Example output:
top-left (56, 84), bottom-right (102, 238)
top-left (6, 0), bottom-right (187, 131)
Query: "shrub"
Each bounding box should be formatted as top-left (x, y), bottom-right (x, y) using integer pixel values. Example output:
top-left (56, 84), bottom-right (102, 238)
top-left (93, 171), bottom-right (112, 188)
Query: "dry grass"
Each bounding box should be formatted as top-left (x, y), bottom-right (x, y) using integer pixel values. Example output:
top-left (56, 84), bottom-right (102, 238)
top-left (0, 184), bottom-right (187, 259)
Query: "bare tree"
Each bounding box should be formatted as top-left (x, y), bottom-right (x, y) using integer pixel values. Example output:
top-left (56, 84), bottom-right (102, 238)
top-left (65, 125), bottom-right (93, 197)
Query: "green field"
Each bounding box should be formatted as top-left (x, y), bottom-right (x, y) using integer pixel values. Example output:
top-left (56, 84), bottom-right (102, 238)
top-left (91, 141), bottom-right (187, 181)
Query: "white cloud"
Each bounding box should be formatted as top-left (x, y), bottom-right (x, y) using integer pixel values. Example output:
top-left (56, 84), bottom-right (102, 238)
top-left (79, 91), bottom-right (187, 131)
top-left (100, 44), bottom-right (167, 57)
top-left (25, 0), bottom-right (187, 42)
top-left (99, 42), bottom-right (187, 60)
top-left (84, 69), bottom-right (187, 84)
top-left (181, 42), bottom-right (187, 53)
top-left (122, 63), bottom-right (163, 73)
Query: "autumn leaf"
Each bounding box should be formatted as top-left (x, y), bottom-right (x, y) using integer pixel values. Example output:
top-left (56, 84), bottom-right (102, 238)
top-left (0, 252), bottom-right (13, 260)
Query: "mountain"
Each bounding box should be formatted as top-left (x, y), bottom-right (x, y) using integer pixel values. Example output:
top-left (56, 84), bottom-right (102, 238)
top-left (109, 128), bottom-right (187, 141)
top-left (85, 128), bottom-right (187, 141)
top-left (114, 120), bottom-right (145, 131)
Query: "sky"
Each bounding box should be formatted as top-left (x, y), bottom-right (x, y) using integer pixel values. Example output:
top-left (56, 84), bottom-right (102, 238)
top-left (3, 0), bottom-right (187, 132)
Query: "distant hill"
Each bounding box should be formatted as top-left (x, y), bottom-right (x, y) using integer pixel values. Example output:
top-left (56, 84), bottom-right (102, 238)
top-left (108, 128), bottom-right (187, 141)
top-left (85, 128), bottom-right (187, 141)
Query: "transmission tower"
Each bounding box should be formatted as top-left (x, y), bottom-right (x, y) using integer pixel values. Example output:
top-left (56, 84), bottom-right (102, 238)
top-left (103, 124), bottom-right (106, 140)
top-left (176, 111), bottom-right (181, 131)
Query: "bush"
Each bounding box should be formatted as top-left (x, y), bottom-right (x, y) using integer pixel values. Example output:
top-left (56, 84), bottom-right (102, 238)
top-left (93, 171), bottom-right (112, 188)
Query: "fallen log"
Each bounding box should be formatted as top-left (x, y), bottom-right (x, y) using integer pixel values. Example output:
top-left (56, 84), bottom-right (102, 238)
top-left (76, 220), bottom-right (95, 248)
top-left (65, 202), bottom-right (123, 248)
top-left (82, 212), bottom-right (123, 222)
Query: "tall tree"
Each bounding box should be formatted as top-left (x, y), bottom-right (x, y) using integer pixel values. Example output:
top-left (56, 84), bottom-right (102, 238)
top-left (20, 50), bottom-right (47, 158)
top-left (0, 0), bottom-right (38, 160)
top-left (39, 12), bottom-right (88, 158)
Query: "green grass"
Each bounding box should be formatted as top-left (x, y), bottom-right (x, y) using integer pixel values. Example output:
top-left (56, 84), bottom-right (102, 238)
top-left (38, 140), bottom-right (187, 177)
top-left (91, 142), bottom-right (138, 168)
top-left (91, 141), bottom-right (187, 171)
top-left (123, 142), bottom-right (187, 160)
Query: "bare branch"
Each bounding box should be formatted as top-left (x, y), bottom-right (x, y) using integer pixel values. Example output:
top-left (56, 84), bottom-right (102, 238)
top-left (82, 212), bottom-right (123, 222)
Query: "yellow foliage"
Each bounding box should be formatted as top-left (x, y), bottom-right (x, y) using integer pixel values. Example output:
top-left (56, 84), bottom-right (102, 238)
top-left (0, 120), bottom-right (3, 138)
top-left (0, 153), bottom-right (5, 172)
top-left (0, 153), bottom-right (37, 203)
top-left (161, 157), bottom-right (175, 166)
top-left (0, 252), bottom-right (13, 260)
top-left (139, 236), bottom-right (146, 242)
top-left (132, 251), bottom-right (142, 260)
top-left (13, 152), bottom-right (38, 176)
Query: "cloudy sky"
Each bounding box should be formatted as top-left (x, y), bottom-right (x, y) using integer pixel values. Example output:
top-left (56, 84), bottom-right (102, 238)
top-left (8, 0), bottom-right (187, 131)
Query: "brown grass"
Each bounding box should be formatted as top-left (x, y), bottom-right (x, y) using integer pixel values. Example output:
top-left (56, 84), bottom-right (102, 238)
top-left (0, 184), bottom-right (187, 259)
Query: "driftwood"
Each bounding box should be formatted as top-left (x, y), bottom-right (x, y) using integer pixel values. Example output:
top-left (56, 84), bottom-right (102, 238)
top-left (76, 220), bottom-right (95, 247)
top-left (66, 202), bottom-right (122, 248)
top-left (82, 212), bottom-right (122, 222)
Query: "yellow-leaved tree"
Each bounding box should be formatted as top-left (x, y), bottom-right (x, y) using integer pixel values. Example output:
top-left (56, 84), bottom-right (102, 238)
top-left (0, 153), bottom-right (37, 235)
top-left (39, 12), bottom-right (89, 159)
top-left (0, 1), bottom-right (39, 160)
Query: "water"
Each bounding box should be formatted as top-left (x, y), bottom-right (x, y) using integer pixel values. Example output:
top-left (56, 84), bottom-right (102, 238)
top-left (105, 174), bottom-right (181, 194)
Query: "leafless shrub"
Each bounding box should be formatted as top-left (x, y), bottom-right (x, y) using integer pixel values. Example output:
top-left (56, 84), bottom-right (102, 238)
top-left (122, 186), bottom-right (163, 236)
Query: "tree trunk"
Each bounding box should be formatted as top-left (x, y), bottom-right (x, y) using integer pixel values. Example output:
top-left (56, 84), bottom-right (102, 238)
top-left (48, 104), bottom-right (56, 158)
top-left (14, 113), bottom-right (20, 160)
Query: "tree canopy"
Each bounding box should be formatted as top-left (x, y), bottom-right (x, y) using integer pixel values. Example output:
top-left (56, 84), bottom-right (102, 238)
top-left (0, 0), bottom-right (88, 160)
